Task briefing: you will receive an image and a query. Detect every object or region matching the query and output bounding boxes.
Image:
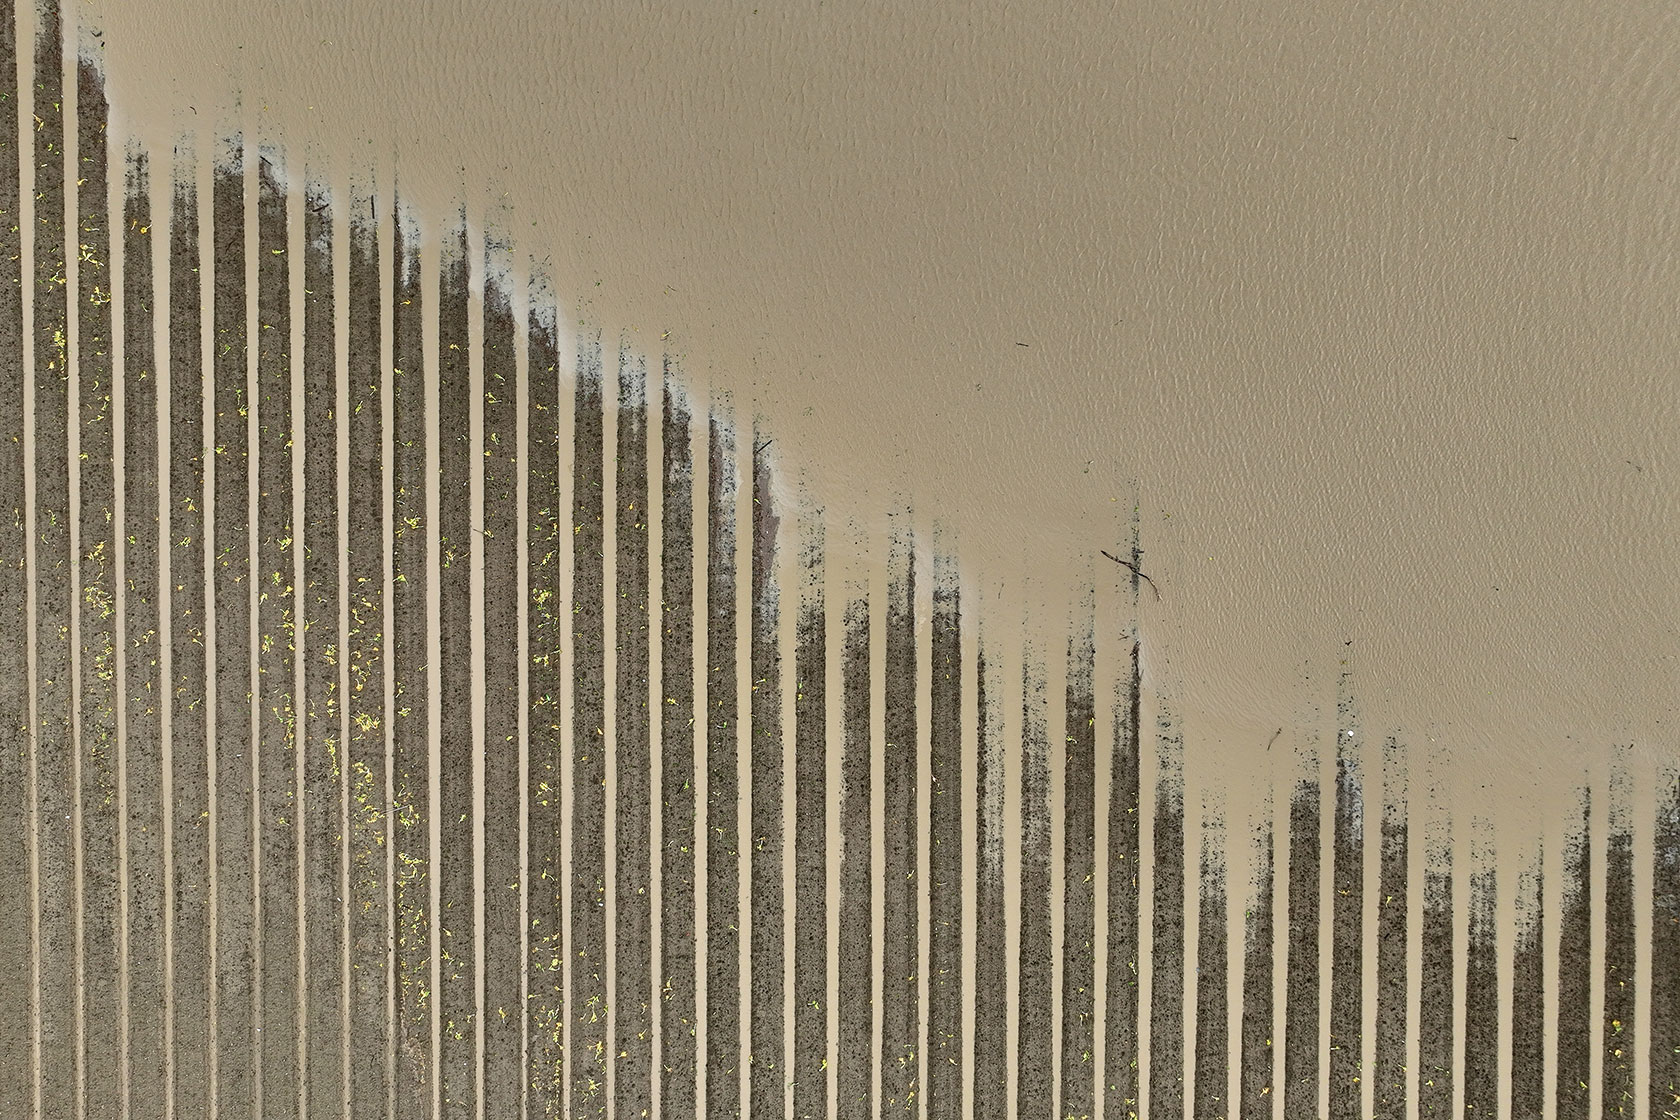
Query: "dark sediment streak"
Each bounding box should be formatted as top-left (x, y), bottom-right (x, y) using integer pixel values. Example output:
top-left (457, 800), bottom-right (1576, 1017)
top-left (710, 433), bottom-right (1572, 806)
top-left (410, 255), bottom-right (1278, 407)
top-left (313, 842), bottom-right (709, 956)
top-left (211, 139), bottom-right (254, 1120)
top-left (880, 528), bottom-right (917, 1117)
top-left (389, 204), bottom-right (432, 1114)
top-left (300, 180), bottom-right (342, 1119)
top-left (568, 332), bottom-right (607, 1119)
top-left (1194, 807), bottom-right (1229, 1120)
top-left (1603, 765), bottom-right (1635, 1116)
top-left (658, 368), bottom-right (697, 1120)
top-left (122, 149), bottom-right (166, 1120)
top-left (1510, 856), bottom-right (1544, 1120)
top-left (1417, 862), bottom-right (1452, 1116)
top-left (704, 409), bottom-right (740, 1120)
top-left (792, 520), bottom-right (827, 1120)
top-left (614, 348), bottom-right (654, 1120)
top-left (524, 295), bottom-right (564, 1118)
top-left (1017, 648), bottom-right (1053, 1120)
top-left (1283, 776), bottom-right (1320, 1119)
top-left (836, 594), bottom-right (871, 1120)
top-left (1238, 806), bottom-right (1274, 1120)
top-left (1463, 831), bottom-right (1496, 1116)
top-left (1373, 739), bottom-right (1407, 1118)
top-left (972, 639), bottom-right (1006, 1120)
top-left (926, 554), bottom-right (964, 1119)
top-left (747, 428), bottom-right (783, 1119)
top-left (1555, 794), bottom-right (1591, 1120)
top-left (167, 161), bottom-right (212, 1120)
top-left (343, 193), bottom-right (388, 1120)
top-left (77, 55), bottom-right (121, 1120)
top-left (1328, 743), bottom-right (1362, 1120)
top-left (1103, 642), bottom-right (1141, 1120)
top-left (481, 259), bottom-right (522, 1120)
top-left (435, 220), bottom-right (473, 1120)
top-left (254, 149), bottom-right (298, 1120)
top-left (0, 0), bottom-right (24, 1100)
top-left (32, 6), bottom-right (74, 1114)
top-left (1148, 718), bottom-right (1186, 1120)
top-left (1654, 780), bottom-right (1680, 1120)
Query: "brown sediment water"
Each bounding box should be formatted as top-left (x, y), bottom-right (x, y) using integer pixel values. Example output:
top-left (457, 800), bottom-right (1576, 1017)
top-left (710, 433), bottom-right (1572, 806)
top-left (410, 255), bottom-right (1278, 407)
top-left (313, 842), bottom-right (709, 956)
top-left (4, 3), bottom-right (1679, 1119)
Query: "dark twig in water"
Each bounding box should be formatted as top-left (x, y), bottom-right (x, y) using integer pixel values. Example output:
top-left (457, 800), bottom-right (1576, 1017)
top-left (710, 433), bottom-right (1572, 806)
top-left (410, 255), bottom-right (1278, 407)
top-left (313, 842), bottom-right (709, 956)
top-left (1101, 549), bottom-right (1161, 601)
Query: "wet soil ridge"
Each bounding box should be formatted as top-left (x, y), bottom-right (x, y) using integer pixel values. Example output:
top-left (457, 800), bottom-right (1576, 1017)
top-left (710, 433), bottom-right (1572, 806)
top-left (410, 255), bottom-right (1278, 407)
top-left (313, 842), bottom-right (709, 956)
top-left (3, 6), bottom-right (1677, 1118)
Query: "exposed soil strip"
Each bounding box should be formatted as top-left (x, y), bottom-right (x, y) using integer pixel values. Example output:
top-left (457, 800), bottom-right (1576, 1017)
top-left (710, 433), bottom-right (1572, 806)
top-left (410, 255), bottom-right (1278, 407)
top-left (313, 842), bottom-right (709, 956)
top-left (792, 516), bottom-right (827, 1120)
top-left (658, 364), bottom-right (698, 1119)
top-left (166, 141), bottom-right (213, 1120)
top-left (1604, 759), bottom-right (1636, 1116)
top-left (1284, 775), bottom-right (1321, 1118)
top-left (1059, 606), bottom-right (1096, 1120)
top-left (1194, 798), bottom-right (1228, 1120)
top-left (1147, 713), bottom-right (1186, 1120)
top-left (299, 171), bottom-right (343, 1120)
top-left (925, 552), bottom-right (964, 1117)
top-left (210, 133), bottom-right (254, 1120)
top-left (1556, 793), bottom-right (1593, 1120)
top-left (568, 330), bottom-right (607, 1119)
top-left (748, 423), bottom-right (783, 1120)
top-left (1102, 641), bottom-right (1142, 1120)
top-left (1017, 639), bottom-right (1054, 1120)
top-left (481, 247), bottom-right (523, 1120)
top-left (342, 184), bottom-right (390, 1120)
top-left (1238, 795), bottom-right (1274, 1120)
top-left (434, 218), bottom-right (474, 1120)
top-left (837, 592), bottom-right (872, 1120)
top-left (1510, 848), bottom-right (1545, 1119)
top-left (1328, 740), bottom-right (1363, 1119)
top-left (1417, 840), bottom-right (1453, 1114)
top-left (121, 144), bottom-right (166, 1120)
top-left (1463, 821), bottom-right (1497, 1115)
top-left (33, 4), bottom-right (76, 1114)
top-left (253, 147), bottom-right (298, 1120)
top-left (880, 525), bottom-right (918, 1118)
top-left (704, 407), bottom-right (741, 1120)
top-left (75, 50), bottom-right (121, 1120)
top-left (1373, 739), bottom-right (1407, 1118)
top-left (610, 346), bottom-right (653, 1119)
top-left (388, 199), bottom-right (433, 1117)
top-left (1654, 778), bottom-right (1680, 1120)
top-left (0, 0), bottom-right (25, 1103)
top-left (970, 633), bottom-right (1006, 1120)
top-left (524, 280), bottom-right (566, 1118)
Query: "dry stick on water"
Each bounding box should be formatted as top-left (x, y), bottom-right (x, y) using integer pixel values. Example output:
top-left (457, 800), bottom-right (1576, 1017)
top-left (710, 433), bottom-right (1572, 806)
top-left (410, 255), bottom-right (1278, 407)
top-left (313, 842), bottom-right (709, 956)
top-left (1101, 549), bottom-right (1161, 602)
